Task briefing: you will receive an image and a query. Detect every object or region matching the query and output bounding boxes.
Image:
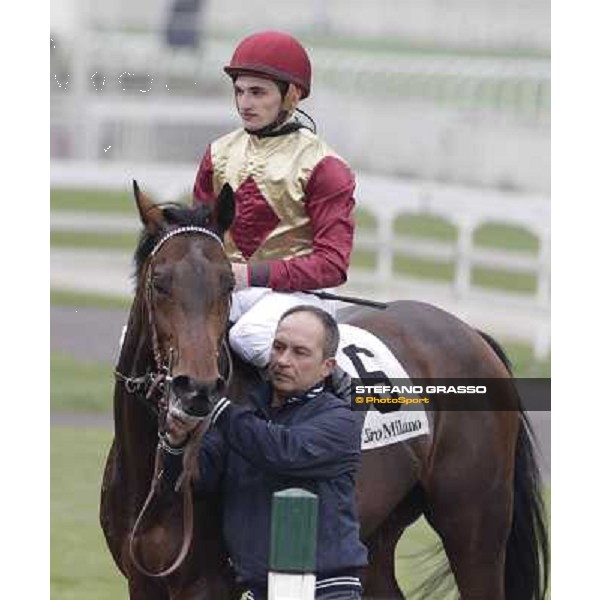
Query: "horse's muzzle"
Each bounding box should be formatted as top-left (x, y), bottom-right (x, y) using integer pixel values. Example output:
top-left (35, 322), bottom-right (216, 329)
top-left (170, 375), bottom-right (220, 418)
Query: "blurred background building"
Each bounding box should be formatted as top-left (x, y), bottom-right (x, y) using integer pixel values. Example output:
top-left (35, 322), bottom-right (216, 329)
top-left (50, 0), bottom-right (550, 358)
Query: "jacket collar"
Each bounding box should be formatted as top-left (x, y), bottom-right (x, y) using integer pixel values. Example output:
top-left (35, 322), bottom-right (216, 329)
top-left (245, 115), bottom-right (306, 139)
top-left (284, 381), bottom-right (325, 405)
top-left (248, 380), bottom-right (326, 414)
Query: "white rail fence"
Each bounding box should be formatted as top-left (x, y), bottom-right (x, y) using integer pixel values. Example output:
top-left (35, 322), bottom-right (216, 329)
top-left (50, 160), bottom-right (550, 357)
top-left (52, 32), bottom-right (550, 124)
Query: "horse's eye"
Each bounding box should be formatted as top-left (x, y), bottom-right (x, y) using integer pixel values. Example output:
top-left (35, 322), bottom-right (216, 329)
top-left (152, 274), bottom-right (171, 296)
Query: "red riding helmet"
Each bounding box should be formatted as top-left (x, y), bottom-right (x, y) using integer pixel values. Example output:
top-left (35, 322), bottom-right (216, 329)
top-left (224, 31), bottom-right (312, 99)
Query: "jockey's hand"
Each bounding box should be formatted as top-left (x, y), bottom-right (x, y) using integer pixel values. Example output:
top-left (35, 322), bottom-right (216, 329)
top-left (232, 263), bottom-right (249, 291)
top-left (165, 408), bottom-right (200, 447)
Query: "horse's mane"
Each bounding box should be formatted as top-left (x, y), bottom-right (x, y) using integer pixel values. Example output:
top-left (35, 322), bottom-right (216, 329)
top-left (133, 202), bottom-right (215, 283)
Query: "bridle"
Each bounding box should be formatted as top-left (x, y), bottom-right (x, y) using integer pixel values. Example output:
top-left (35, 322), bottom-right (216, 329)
top-left (145, 225), bottom-right (230, 373)
top-left (118, 225), bottom-right (233, 578)
top-left (115, 225), bottom-right (232, 414)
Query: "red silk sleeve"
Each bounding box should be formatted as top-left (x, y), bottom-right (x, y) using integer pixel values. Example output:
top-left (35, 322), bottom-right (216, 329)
top-left (249, 156), bottom-right (356, 291)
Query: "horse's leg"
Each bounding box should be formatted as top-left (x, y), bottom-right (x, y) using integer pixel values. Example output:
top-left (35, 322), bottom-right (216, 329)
top-left (425, 498), bottom-right (510, 600)
top-left (423, 414), bottom-right (516, 600)
top-left (363, 520), bottom-right (406, 600)
top-left (357, 440), bottom-right (424, 600)
top-left (362, 483), bottom-right (429, 600)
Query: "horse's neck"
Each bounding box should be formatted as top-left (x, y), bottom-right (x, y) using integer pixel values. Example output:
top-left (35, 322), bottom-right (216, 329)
top-left (226, 349), bottom-right (263, 405)
top-left (114, 297), bottom-right (159, 494)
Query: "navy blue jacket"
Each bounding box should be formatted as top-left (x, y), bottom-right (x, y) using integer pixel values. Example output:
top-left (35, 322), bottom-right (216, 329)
top-left (163, 381), bottom-right (368, 594)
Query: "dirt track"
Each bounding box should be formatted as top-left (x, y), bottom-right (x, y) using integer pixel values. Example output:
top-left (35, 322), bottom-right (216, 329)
top-left (50, 305), bottom-right (550, 482)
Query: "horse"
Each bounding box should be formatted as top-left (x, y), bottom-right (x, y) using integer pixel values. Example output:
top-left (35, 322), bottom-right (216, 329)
top-left (100, 182), bottom-right (549, 600)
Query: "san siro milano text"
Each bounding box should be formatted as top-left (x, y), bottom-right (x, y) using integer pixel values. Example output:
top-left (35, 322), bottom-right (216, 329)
top-left (362, 417), bottom-right (423, 444)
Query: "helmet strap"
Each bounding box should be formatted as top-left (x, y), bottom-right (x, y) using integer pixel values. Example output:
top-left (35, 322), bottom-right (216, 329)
top-left (295, 108), bottom-right (317, 134)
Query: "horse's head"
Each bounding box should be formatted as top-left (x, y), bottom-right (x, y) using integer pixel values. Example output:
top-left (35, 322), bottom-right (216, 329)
top-left (133, 181), bottom-right (236, 419)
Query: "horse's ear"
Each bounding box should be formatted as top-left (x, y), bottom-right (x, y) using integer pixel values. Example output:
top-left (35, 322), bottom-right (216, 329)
top-left (215, 184), bottom-right (235, 234)
top-left (133, 180), bottom-right (165, 234)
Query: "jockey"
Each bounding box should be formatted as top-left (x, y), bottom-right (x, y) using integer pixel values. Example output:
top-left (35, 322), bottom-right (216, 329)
top-left (193, 31), bottom-right (356, 390)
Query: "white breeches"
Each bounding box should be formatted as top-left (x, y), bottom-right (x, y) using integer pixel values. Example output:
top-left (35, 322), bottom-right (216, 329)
top-left (229, 288), bottom-right (336, 367)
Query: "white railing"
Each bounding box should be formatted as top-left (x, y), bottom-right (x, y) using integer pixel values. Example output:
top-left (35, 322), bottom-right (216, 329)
top-left (355, 173), bottom-right (549, 304)
top-left (50, 160), bottom-right (550, 357)
top-left (51, 32), bottom-right (549, 122)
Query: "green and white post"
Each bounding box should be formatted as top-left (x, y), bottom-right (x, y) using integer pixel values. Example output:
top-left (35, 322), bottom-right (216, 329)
top-left (269, 488), bottom-right (318, 600)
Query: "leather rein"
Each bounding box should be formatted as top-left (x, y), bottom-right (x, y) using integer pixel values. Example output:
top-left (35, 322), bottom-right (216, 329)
top-left (116, 225), bottom-right (232, 578)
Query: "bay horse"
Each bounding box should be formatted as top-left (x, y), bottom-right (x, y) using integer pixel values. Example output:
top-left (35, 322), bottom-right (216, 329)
top-left (100, 182), bottom-right (549, 599)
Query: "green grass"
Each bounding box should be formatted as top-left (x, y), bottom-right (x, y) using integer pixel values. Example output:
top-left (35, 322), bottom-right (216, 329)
top-left (504, 342), bottom-right (551, 378)
top-left (394, 254), bottom-right (455, 282)
top-left (51, 354), bottom-right (115, 413)
top-left (355, 208), bottom-right (378, 230)
top-left (51, 230), bottom-right (138, 250)
top-left (51, 289), bottom-right (131, 310)
top-left (395, 515), bottom-right (456, 598)
top-left (350, 248), bottom-right (378, 271)
top-left (394, 214), bottom-right (458, 242)
top-left (472, 266), bottom-right (538, 294)
top-left (474, 223), bottom-right (539, 253)
top-left (51, 188), bottom-right (191, 214)
top-left (51, 426), bottom-right (127, 600)
top-left (51, 189), bottom-right (137, 214)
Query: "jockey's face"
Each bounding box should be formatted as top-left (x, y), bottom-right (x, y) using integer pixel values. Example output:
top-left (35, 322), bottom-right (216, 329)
top-left (233, 75), bottom-right (283, 131)
top-left (269, 312), bottom-right (336, 399)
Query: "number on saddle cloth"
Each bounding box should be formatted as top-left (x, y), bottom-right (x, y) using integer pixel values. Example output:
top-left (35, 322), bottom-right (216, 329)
top-left (342, 343), bottom-right (393, 389)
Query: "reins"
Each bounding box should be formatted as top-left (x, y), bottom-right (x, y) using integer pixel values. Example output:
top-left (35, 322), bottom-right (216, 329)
top-left (120, 225), bottom-right (231, 578)
top-left (128, 431), bottom-right (200, 578)
top-left (119, 224), bottom-right (379, 579)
